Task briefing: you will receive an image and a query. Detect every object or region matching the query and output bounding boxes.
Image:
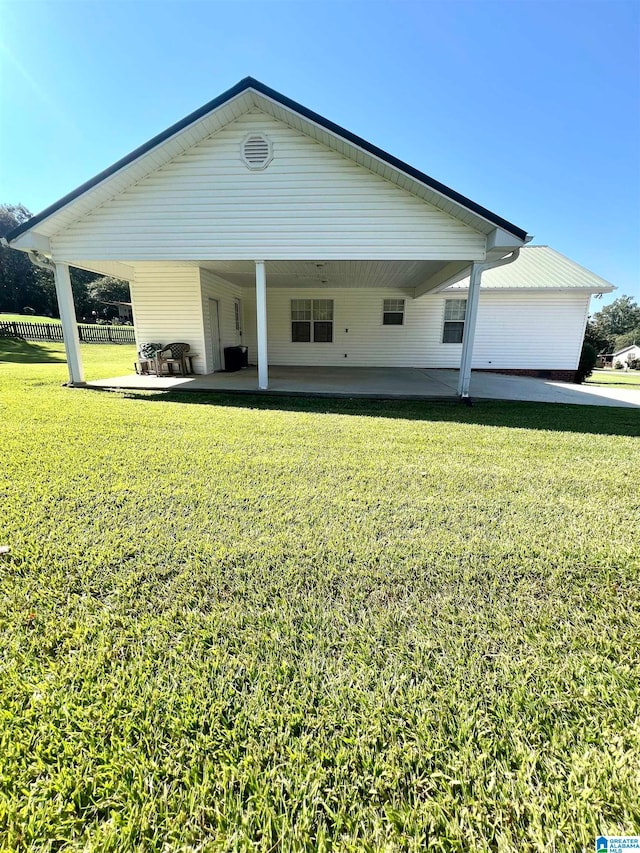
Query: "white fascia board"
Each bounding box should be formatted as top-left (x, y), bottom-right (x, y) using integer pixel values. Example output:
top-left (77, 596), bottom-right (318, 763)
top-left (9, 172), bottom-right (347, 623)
top-left (9, 231), bottom-right (51, 254)
top-left (5, 228), bottom-right (134, 280)
top-left (486, 227), bottom-right (527, 252)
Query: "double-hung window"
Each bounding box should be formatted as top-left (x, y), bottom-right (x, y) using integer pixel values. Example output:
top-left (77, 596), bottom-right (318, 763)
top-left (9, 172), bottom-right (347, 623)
top-left (383, 298), bottom-right (405, 326)
top-left (442, 299), bottom-right (467, 343)
top-left (291, 299), bottom-right (334, 343)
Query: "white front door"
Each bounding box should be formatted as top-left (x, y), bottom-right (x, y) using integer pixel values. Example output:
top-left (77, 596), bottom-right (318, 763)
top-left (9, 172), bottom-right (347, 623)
top-left (209, 298), bottom-right (222, 371)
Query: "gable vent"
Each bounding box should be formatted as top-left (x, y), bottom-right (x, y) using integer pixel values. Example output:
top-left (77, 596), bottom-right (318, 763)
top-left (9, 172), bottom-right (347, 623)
top-left (241, 134), bottom-right (272, 170)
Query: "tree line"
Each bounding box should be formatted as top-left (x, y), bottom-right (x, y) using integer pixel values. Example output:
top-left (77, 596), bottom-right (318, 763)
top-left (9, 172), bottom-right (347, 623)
top-left (585, 294), bottom-right (640, 354)
top-left (0, 204), bottom-right (130, 321)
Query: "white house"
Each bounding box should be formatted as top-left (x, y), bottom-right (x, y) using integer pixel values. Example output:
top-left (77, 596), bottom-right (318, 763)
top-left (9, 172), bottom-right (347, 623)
top-left (613, 344), bottom-right (640, 368)
top-left (6, 77), bottom-right (614, 395)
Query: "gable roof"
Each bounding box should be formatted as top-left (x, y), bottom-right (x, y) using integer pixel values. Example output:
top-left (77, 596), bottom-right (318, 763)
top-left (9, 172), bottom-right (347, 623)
top-left (8, 77), bottom-right (528, 245)
top-left (445, 245), bottom-right (616, 292)
top-left (613, 343), bottom-right (640, 357)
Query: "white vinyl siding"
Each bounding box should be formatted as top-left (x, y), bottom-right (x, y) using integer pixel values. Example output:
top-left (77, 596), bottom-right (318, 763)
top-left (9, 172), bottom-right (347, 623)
top-left (129, 264), bottom-right (206, 373)
top-left (240, 288), bottom-right (590, 370)
top-left (51, 112), bottom-right (486, 262)
top-left (468, 291), bottom-right (590, 370)
top-left (129, 268), bottom-right (590, 373)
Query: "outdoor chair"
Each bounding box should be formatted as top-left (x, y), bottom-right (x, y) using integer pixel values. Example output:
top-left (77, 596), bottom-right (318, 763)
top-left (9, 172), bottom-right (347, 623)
top-left (156, 342), bottom-right (195, 376)
top-left (135, 342), bottom-right (163, 375)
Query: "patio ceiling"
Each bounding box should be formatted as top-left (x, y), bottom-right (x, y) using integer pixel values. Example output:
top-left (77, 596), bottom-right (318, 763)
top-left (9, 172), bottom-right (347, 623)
top-left (197, 259), bottom-right (452, 290)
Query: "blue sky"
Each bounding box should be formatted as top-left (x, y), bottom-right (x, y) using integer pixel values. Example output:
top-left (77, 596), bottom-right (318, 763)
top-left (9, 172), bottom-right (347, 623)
top-left (1, 0), bottom-right (638, 303)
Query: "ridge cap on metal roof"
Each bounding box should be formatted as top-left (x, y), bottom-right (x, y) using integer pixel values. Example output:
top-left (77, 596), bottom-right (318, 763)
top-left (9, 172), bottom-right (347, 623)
top-left (8, 76), bottom-right (528, 243)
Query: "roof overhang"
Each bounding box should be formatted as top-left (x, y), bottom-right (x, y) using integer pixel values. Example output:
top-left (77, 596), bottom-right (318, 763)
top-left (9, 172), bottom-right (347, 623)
top-left (438, 245), bottom-right (616, 294)
top-left (7, 77), bottom-right (529, 253)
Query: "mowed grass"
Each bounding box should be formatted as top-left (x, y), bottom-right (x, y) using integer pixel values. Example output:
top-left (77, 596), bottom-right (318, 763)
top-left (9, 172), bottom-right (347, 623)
top-left (0, 313), bottom-right (134, 330)
top-left (0, 313), bottom-right (63, 324)
top-left (0, 342), bottom-right (639, 853)
top-left (586, 369), bottom-right (640, 389)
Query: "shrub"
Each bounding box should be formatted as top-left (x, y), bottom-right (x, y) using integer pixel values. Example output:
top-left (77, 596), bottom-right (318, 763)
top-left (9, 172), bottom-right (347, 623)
top-left (627, 356), bottom-right (640, 370)
top-left (575, 342), bottom-right (597, 383)
top-left (614, 360), bottom-right (624, 370)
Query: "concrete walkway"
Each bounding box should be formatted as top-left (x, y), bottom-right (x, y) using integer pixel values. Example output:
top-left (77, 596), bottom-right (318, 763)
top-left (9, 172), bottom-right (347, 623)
top-left (425, 370), bottom-right (640, 408)
top-left (87, 366), bottom-right (640, 408)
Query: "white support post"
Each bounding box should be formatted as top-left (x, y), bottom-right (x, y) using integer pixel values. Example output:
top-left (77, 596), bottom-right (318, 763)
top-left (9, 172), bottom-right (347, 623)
top-left (255, 260), bottom-right (268, 390)
top-left (457, 261), bottom-right (483, 399)
top-left (54, 262), bottom-right (85, 385)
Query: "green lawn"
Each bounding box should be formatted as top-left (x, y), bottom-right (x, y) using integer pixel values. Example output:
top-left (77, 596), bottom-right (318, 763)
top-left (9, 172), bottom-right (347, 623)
top-left (1, 312), bottom-right (64, 324)
top-left (586, 369), bottom-right (640, 389)
top-left (1, 313), bottom-right (134, 330)
top-left (1, 342), bottom-right (639, 852)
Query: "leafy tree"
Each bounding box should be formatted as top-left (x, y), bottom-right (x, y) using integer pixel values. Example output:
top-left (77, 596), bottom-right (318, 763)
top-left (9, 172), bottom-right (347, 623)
top-left (584, 317), bottom-right (611, 354)
top-left (587, 295), bottom-right (640, 352)
top-left (575, 342), bottom-right (597, 383)
top-left (88, 275), bottom-right (130, 316)
top-left (69, 267), bottom-right (101, 319)
top-left (0, 203), bottom-right (105, 319)
top-left (0, 204), bottom-right (56, 315)
top-left (613, 327), bottom-right (640, 351)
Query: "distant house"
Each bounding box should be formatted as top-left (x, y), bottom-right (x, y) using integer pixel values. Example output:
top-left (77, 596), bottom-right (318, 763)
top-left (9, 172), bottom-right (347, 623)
top-left (100, 301), bottom-right (134, 323)
top-left (6, 77), bottom-right (615, 394)
top-left (613, 343), bottom-right (640, 368)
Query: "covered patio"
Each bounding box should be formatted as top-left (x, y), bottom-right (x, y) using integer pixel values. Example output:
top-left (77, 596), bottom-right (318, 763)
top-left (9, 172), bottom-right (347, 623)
top-left (86, 366), bottom-right (640, 407)
top-left (87, 365), bottom-right (459, 398)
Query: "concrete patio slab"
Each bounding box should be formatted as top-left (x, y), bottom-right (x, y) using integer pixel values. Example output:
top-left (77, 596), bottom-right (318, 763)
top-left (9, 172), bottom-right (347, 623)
top-left (86, 366), bottom-right (457, 399)
top-left (86, 366), bottom-right (640, 408)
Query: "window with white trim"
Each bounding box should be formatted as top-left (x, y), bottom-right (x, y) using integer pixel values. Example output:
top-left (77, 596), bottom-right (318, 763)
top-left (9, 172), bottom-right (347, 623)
top-left (442, 299), bottom-right (467, 343)
top-left (382, 298), bottom-right (405, 326)
top-left (291, 299), bottom-right (334, 343)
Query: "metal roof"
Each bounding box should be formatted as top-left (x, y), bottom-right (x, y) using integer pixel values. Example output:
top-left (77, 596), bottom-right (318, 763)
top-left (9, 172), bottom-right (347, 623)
top-left (8, 77), bottom-right (528, 245)
top-left (446, 246), bottom-right (616, 292)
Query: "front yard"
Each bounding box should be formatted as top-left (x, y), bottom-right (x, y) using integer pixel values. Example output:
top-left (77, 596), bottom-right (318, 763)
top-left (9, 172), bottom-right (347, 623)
top-left (586, 369), bottom-right (640, 389)
top-left (0, 342), bottom-right (638, 852)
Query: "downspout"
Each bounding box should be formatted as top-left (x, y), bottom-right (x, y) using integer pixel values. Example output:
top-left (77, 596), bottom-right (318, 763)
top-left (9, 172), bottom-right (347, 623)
top-left (0, 237), bottom-right (56, 275)
top-left (26, 249), bottom-right (56, 274)
top-left (457, 248), bottom-right (522, 402)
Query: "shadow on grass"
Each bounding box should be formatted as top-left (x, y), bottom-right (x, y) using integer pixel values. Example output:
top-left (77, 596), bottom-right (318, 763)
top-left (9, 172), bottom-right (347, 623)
top-left (116, 389), bottom-right (640, 438)
top-left (0, 339), bottom-right (65, 364)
